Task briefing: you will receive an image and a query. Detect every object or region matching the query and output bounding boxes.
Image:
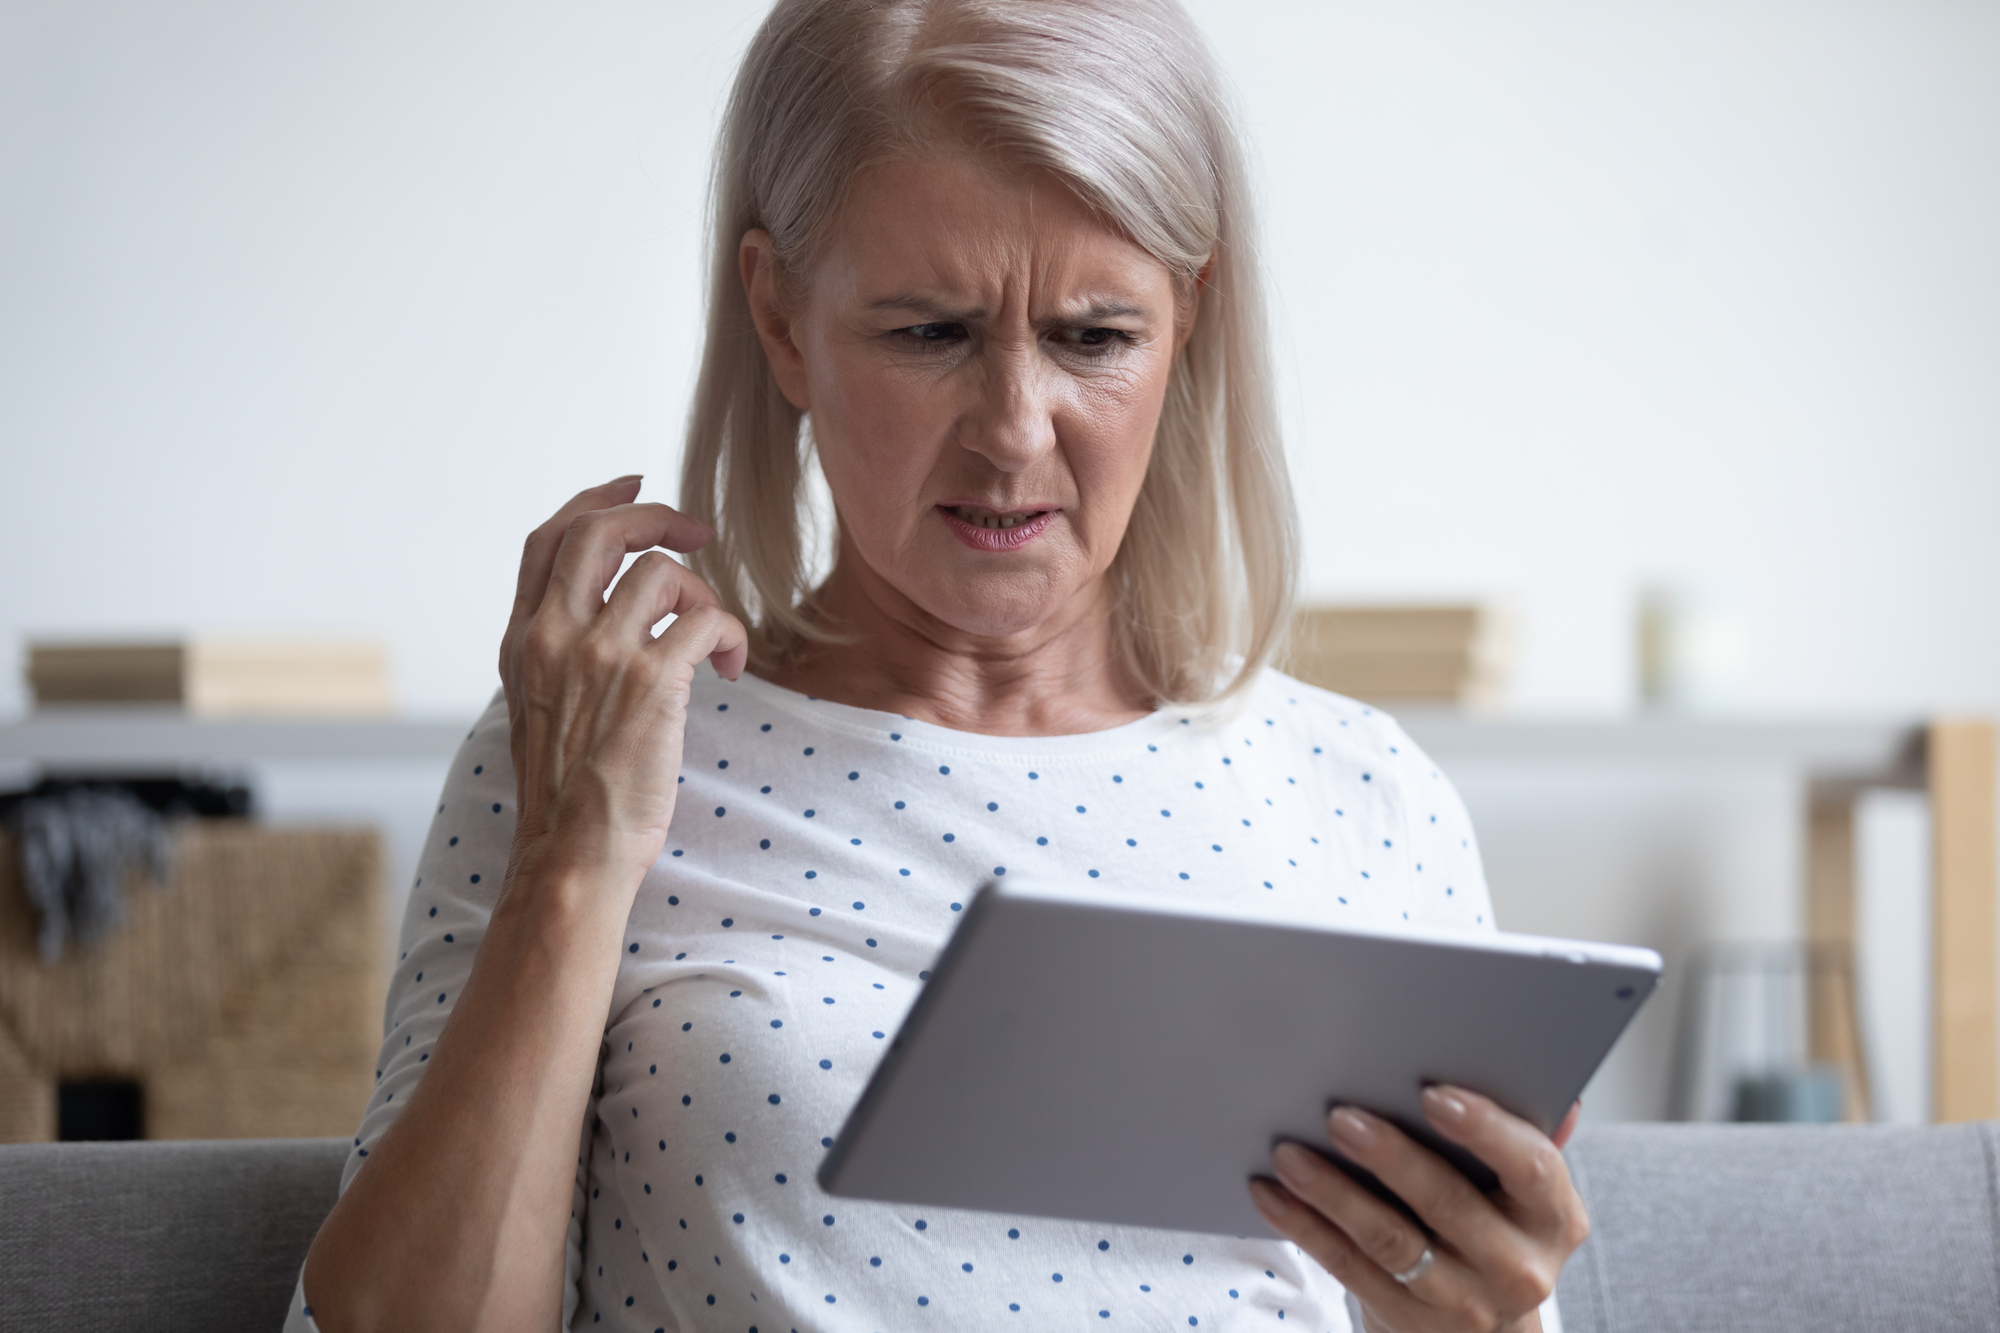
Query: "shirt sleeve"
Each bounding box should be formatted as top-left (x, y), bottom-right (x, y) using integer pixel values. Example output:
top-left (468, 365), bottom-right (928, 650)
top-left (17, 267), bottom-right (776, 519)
top-left (1377, 713), bottom-right (1497, 934)
top-left (291, 689), bottom-right (587, 1332)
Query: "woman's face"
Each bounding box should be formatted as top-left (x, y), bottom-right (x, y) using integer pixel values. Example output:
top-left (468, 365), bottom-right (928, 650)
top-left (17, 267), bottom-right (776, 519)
top-left (743, 154), bottom-right (1189, 644)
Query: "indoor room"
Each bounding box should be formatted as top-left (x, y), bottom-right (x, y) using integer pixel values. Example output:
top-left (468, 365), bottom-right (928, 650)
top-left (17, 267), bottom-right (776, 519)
top-left (3, 1), bottom-right (1996, 1329)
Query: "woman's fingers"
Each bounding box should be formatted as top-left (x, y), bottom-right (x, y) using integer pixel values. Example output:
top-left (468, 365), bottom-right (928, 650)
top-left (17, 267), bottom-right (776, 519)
top-left (1325, 1107), bottom-right (1505, 1251)
top-left (1248, 1177), bottom-right (1451, 1333)
top-left (512, 476), bottom-right (645, 623)
top-left (657, 602), bottom-right (751, 683)
top-left (1269, 1143), bottom-right (1442, 1284)
top-left (1321, 1105), bottom-right (1560, 1314)
top-left (599, 550), bottom-right (749, 680)
top-left (544, 503), bottom-right (717, 625)
top-left (1418, 1087), bottom-right (1585, 1238)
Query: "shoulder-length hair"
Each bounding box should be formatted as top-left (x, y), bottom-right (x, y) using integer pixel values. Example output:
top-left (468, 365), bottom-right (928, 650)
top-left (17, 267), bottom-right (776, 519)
top-left (678, 0), bottom-right (1297, 706)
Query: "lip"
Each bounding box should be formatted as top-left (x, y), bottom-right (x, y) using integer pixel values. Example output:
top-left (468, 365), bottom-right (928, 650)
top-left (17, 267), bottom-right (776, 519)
top-left (937, 504), bottom-right (1058, 553)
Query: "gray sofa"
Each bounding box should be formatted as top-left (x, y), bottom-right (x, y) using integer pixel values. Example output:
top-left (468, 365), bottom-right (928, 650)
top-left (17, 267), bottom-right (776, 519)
top-left (3, 1124), bottom-right (1996, 1331)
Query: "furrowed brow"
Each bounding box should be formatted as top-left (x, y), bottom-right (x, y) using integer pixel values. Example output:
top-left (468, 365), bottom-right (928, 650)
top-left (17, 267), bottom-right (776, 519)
top-left (864, 293), bottom-right (984, 321)
top-left (1063, 301), bottom-right (1147, 322)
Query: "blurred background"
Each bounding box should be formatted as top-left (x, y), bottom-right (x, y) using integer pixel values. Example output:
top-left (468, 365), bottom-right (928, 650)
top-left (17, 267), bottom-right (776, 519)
top-left (2, 0), bottom-right (1995, 1139)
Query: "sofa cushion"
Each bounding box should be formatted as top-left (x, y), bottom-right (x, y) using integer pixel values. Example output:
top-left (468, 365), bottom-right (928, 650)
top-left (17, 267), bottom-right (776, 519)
top-left (0, 1136), bottom-right (345, 1332)
top-left (1556, 1122), bottom-right (2000, 1333)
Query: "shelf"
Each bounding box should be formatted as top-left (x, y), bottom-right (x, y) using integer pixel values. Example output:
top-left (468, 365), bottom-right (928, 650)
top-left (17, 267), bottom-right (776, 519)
top-left (0, 710), bottom-right (475, 767)
top-left (1395, 712), bottom-right (1925, 785)
top-left (0, 707), bottom-right (1926, 784)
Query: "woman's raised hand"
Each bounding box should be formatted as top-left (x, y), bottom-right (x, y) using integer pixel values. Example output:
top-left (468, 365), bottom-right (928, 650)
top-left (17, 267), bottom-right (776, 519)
top-left (499, 476), bottom-right (748, 889)
top-left (1250, 1089), bottom-right (1587, 1333)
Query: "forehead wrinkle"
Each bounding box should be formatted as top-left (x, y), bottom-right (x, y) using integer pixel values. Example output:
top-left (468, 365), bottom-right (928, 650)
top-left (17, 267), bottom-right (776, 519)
top-left (829, 158), bottom-right (1172, 326)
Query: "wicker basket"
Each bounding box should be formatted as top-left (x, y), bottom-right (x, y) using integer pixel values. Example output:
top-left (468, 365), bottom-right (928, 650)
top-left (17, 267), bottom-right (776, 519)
top-left (0, 824), bottom-right (382, 1141)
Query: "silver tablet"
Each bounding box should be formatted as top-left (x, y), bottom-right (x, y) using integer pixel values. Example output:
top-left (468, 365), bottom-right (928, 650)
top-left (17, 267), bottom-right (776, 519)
top-left (819, 880), bottom-right (1660, 1238)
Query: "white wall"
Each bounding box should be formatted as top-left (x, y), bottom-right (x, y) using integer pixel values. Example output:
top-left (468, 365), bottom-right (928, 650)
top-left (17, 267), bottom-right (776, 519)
top-left (3, 0), bottom-right (1995, 720)
top-left (4, 1), bottom-right (1995, 1120)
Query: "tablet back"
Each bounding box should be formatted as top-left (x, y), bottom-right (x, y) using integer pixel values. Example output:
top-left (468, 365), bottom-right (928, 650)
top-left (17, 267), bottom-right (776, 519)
top-left (818, 881), bottom-right (1660, 1238)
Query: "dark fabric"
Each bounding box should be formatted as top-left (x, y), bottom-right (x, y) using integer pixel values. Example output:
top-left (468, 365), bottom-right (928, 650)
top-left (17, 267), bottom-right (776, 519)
top-left (6, 785), bottom-right (172, 960)
top-left (1556, 1122), bottom-right (2000, 1333)
top-left (0, 1137), bottom-right (344, 1332)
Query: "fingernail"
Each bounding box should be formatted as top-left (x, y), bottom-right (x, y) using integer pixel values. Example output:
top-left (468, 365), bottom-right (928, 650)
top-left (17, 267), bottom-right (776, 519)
top-left (613, 473), bottom-right (643, 484)
top-left (1329, 1107), bottom-right (1374, 1147)
top-left (1272, 1142), bottom-right (1319, 1189)
top-left (1422, 1085), bottom-right (1469, 1123)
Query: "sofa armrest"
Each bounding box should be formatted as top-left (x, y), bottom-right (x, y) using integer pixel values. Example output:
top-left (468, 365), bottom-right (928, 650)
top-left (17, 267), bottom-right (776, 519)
top-left (1556, 1122), bottom-right (2000, 1333)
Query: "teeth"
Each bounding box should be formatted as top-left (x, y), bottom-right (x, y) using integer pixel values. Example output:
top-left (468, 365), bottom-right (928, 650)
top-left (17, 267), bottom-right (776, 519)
top-left (955, 506), bottom-right (1039, 531)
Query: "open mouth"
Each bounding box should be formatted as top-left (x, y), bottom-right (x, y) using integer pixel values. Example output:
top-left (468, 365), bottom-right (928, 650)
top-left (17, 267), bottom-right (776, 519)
top-left (947, 504), bottom-right (1049, 530)
top-left (937, 503), bottom-right (1058, 550)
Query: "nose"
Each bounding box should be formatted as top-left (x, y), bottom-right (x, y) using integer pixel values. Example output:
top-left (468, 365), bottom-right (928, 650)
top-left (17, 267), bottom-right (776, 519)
top-left (960, 340), bottom-right (1058, 473)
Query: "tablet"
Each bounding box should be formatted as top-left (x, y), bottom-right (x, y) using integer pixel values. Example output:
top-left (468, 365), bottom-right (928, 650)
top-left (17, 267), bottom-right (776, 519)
top-left (818, 880), bottom-right (1660, 1238)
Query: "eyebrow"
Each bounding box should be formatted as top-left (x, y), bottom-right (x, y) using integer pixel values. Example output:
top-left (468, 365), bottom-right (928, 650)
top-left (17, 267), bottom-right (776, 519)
top-left (863, 294), bottom-right (1150, 323)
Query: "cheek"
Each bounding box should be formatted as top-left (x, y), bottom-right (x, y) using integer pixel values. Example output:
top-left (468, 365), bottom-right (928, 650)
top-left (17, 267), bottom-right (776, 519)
top-left (1068, 366), bottom-right (1171, 518)
top-left (808, 356), bottom-right (947, 510)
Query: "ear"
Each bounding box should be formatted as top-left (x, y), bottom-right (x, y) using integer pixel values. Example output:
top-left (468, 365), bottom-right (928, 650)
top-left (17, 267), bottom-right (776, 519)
top-left (740, 229), bottom-right (812, 411)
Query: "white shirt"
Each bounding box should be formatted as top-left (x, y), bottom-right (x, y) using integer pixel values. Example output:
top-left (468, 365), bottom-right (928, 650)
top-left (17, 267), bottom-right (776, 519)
top-left (289, 665), bottom-right (1520, 1333)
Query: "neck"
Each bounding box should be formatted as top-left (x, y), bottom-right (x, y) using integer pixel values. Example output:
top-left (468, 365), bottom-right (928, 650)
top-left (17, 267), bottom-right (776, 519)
top-left (758, 549), bottom-right (1150, 737)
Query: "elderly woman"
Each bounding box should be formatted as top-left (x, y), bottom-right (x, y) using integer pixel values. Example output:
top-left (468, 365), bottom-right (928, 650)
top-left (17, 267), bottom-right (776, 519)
top-left (295, 1), bottom-right (1587, 1329)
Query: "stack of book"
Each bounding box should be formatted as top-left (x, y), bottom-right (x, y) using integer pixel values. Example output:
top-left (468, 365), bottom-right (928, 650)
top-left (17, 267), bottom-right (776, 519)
top-left (1285, 605), bottom-right (1509, 710)
top-left (26, 639), bottom-right (393, 716)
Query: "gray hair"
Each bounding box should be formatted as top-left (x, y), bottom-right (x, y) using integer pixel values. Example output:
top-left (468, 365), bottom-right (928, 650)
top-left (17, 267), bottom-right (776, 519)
top-left (678, 0), bottom-right (1297, 705)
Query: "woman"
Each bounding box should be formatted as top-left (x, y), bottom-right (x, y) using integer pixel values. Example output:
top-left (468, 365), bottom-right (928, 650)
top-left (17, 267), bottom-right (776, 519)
top-left (296, 1), bottom-right (1588, 1329)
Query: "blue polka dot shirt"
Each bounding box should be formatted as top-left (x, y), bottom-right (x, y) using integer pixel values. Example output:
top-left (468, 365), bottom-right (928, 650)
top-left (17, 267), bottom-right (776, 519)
top-left (289, 665), bottom-right (1496, 1332)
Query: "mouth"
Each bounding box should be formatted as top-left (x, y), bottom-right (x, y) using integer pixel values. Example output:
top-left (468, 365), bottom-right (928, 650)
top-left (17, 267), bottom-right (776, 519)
top-left (937, 503), bottom-right (1058, 551)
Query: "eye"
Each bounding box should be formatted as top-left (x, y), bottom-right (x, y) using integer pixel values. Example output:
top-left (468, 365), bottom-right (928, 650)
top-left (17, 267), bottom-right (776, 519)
top-left (897, 322), bottom-right (966, 344)
top-left (1053, 326), bottom-right (1134, 353)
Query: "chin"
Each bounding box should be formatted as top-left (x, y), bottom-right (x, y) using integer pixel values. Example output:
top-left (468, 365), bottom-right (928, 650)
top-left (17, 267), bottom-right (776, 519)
top-left (913, 570), bottom-right (1078, 641)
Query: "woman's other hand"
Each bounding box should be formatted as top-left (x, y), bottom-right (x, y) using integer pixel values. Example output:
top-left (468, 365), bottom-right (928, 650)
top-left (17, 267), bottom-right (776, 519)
top-left (499, 475), bottom-right (749, 890)
top-left (1250, 1090), bottom-right (1588, 1333)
